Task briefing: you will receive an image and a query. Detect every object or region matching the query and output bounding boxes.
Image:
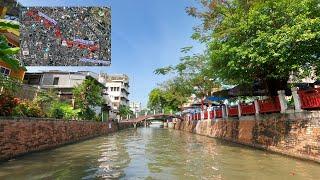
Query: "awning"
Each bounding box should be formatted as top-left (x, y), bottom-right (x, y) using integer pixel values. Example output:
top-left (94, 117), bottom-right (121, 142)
top-left (206, 96), bottom-right (227, 102)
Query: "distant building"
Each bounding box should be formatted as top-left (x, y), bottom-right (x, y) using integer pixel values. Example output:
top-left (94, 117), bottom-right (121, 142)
top-left (98, 74), bottom-right (130, 111)
top-left (23, 70), bottom-right (113, 121)
top-left (129, 102), bottom-right (141, 114)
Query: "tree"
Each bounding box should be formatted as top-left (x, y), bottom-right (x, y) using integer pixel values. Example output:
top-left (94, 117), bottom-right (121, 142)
top-left (118, 105), bottom-right (133, 119)
top-left (148, 76), bottom-right (196, 113)
top-left (34, 89), bottom-right (58, 113)
top-left (148, 88), bottom-right (165, 111)
top-left (73, 78), bottom-right (103, 120)
top-left (48, 101), bottom-right (78, 120)
top-left (188, 0), bottom-right (320, 95)
top-left (154, 48), bottom-right (221, 110)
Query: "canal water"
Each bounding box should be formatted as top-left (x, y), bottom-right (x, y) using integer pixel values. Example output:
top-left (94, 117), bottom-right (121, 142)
top-left (1, 126), bottom-right (320, 180)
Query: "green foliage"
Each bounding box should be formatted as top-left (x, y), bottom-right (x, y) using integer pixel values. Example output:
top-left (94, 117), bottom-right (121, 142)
top-left (0, 71), bottom-right (21, 117)
top-left (148, 76), bottom-right (195, 113)
top-left (119, 105), bottom-right (133, 119)
top-left (0, 74), bottom-right (22, 94)
top-left (153, 0), bottom-right (320, 101)
top-left (93, 114), bottom-right (103, 122)
top-left (73, 78), bottom-right (103, 120)
top-left (12, 99), bottom-right (44, 118)
top-left (148, 88), bottom-right (165, 111)
top-left (0, 94), bottom-right (19, 116)
top-left (189, 0), bottom-right (320, 95)
top-left (152, 47), bottom-right (221, 110)
top-left (77, 108), bottom-right (96, 120)
top-left (48, 101), bottom-right (78, 120)
top-left (34, 90), bottom-right (58, 104)
top-left (34, 89), bottom-right (58, 112)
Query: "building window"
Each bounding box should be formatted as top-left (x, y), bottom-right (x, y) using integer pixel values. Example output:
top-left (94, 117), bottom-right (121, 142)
top-left (116, 87), bottom-right (120, 91)
top-left (53, 77), bottom-right (59, 85)
top-left (115, 96), bottom-right (119, 100)
top-left (0, 66), bottom-right (11, 77)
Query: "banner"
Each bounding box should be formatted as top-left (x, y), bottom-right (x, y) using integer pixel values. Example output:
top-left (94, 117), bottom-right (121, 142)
top-left (73, 38), bottom-right (95, 46)
top-left (79, 58), bottom-right (110, 65)
top-left (38, 11), bottom-right (58, 26)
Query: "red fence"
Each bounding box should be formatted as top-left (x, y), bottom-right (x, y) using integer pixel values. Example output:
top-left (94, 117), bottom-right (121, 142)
top-left (187, 95), bottom-right (284, 120)
top-left (228, 106), bottom-right (238, 117)
top-left (258, 97), bottom-right (281, 113)
top-left (298, 88), bottom-right (320, 109)
top-left (196, 113), bottom-right (200, 120)
top-left (216, 109), bottom-right (223, 118)
top-left (204, 111), bottom-right (208, 119)
top-left (240, 103), bottom-right (256, 115)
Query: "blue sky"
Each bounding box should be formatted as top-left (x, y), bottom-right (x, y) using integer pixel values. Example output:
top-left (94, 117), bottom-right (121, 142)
top-left (18, 0), bottom-right (203, 107)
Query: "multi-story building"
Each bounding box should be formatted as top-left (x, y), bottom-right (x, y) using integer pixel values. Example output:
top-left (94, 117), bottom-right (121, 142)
top-left (98, 73), bottom-right (130, 111)
top-left (23, 70), bottom-right (113, 121)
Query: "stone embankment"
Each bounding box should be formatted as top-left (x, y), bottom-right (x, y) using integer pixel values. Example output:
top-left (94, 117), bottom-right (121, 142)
top-left (0, 118), bottom-right (133, 161)
top-left (172, 111), bottom-right (320, 163)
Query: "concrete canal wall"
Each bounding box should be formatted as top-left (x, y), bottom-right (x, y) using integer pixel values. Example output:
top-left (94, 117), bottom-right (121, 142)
top-left (173, 111), bottom-right (320, 163)
top-left (0, 118), bottom-right (133, 161)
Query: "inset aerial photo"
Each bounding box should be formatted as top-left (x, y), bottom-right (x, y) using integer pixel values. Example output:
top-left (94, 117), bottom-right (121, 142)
top-left (20, 6), bottom-right (111, 66)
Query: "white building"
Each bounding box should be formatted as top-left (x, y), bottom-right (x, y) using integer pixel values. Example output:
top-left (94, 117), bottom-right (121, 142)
top-left (129, 102), bottom-right (142, 114)
top-left (98, 74), bottom-right (130, 111)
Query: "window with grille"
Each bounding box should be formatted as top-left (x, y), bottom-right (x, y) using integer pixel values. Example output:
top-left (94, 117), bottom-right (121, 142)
top-left (0, 66), bottom-right (11, 77)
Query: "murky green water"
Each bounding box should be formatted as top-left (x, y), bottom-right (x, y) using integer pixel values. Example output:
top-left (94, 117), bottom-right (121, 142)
top-left (0, 126), bottom-right (320, 180)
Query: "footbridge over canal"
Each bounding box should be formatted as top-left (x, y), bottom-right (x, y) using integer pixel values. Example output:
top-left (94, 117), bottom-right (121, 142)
top-left (122, 114), bottom-right (183, 128)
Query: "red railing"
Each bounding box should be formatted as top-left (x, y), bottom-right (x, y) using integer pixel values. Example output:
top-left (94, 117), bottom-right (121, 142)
top-left (187, 96), bottom-right (284, 121)
top-left (194, 113), bottom-right (197, 120)
top-left (216, 109), bottom-right (223, 118)
top-left (228, 106), bottom-right (238, 117)
top-left (240, 103), bottom-right (256, 115)
top-left (210, 111), bottom-right (214, 119)
top-left (204, 111), bottom-right (208, 119)
top-left (258, 97), bottom-right (281, 113)
top-left (298, 88), bottom-right (320, 109)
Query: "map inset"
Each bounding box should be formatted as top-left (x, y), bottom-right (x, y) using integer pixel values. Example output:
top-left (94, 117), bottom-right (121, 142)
top-left (20, 7), bottom-right (111, 66)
